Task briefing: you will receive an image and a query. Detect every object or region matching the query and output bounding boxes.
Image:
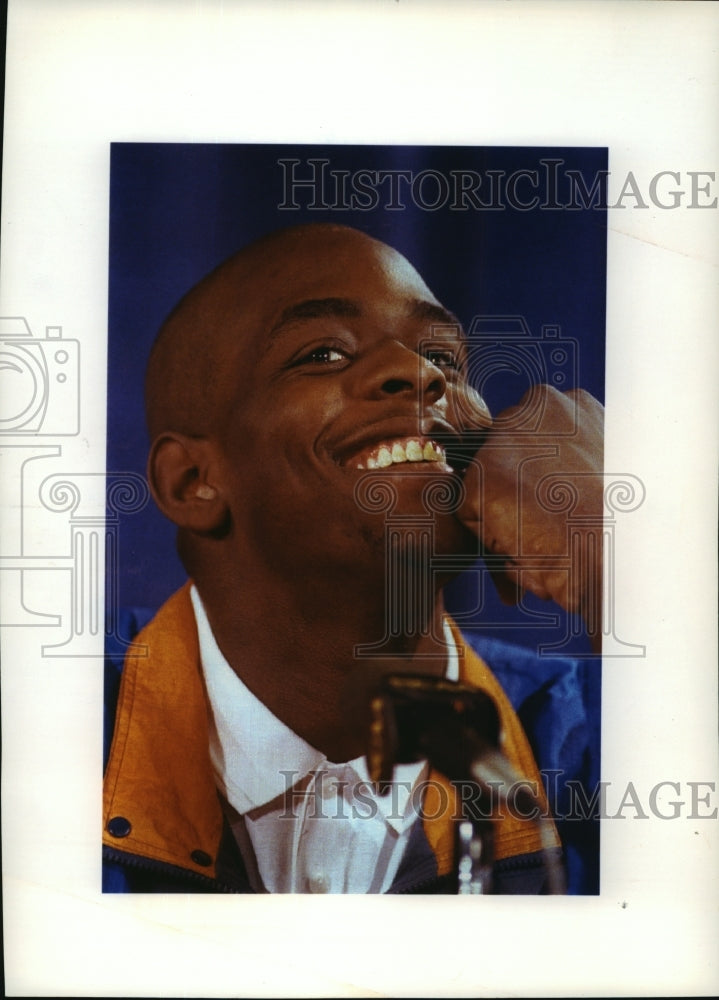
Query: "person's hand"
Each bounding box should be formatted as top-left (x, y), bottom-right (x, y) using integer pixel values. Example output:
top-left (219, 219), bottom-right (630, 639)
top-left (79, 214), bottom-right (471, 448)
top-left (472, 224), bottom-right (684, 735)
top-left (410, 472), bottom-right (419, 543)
top-left (457, 385), bottom-right (604, 652)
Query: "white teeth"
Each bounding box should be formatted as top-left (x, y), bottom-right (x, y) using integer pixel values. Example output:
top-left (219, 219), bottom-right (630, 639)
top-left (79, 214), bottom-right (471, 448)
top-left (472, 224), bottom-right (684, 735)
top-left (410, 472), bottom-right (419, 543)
top-left (351, 438), bottom-right (448, 470)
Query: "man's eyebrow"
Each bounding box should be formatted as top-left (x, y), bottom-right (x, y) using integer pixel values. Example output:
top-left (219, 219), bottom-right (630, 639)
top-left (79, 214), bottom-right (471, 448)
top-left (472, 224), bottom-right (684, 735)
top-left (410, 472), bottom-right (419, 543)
top-left (269, 298), bottom-right (362, 336)
top-left (408, 299), bottom-right (463, 331)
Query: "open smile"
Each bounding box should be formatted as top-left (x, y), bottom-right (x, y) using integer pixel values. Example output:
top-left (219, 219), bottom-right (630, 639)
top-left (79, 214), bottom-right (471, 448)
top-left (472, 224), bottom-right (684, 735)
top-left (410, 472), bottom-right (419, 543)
top-left (343, 436), bottom-right (452, 472)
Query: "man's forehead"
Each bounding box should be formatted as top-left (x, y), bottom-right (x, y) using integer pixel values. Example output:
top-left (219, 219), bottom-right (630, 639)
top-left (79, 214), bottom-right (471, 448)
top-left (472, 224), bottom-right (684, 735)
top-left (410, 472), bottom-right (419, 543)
top-left (218, 230), bottom-right (467, 366)
top-left (244, 229), bottom-right (448, 320)
top-left (265, 231), bottom-right (417, 288)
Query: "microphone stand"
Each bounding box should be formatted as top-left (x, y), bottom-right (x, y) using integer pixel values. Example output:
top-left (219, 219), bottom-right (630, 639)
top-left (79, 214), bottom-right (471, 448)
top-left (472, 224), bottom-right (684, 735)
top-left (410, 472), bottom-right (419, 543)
top-left (366, 674), bottom-right (565, 894)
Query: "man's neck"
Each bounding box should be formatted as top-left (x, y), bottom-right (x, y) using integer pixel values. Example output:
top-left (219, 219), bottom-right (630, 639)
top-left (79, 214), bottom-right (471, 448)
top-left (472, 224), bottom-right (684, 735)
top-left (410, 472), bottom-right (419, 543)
top-left (192, 566), bottom-right (450, 762)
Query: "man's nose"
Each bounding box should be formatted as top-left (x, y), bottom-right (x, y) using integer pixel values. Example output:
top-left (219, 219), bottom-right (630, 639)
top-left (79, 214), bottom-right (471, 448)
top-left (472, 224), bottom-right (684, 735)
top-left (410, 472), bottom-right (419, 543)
top-left (358, 340), bottom-right (447, 403)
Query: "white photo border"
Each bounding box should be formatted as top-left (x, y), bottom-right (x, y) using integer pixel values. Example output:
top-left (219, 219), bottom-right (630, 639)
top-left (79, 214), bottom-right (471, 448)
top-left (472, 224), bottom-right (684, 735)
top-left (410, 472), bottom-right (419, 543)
top-left (1, 1), bottom-right (718, 996)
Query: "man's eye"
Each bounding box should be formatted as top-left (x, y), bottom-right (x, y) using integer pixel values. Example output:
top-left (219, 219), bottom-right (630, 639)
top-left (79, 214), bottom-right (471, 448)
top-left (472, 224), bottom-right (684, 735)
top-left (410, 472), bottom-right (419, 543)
top-left (424, 348), bottom-right (460, 370)
top-left (295, 345), bottom-right (349, 366)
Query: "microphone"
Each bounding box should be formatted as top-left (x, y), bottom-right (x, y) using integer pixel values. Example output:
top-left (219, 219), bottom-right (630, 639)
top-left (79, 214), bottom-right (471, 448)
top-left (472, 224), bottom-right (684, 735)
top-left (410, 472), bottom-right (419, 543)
top-left (366, 674), bottom-right (565, 893)
top-left (367, 673), bottom-right (518, 797)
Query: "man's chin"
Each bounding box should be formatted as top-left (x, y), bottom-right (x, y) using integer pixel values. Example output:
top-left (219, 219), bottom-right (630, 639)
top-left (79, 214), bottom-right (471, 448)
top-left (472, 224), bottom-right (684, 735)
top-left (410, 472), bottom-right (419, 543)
top-left (384, 510), bottom-right (478, 570)
top-left (349, 465), bottom-right (464, 515)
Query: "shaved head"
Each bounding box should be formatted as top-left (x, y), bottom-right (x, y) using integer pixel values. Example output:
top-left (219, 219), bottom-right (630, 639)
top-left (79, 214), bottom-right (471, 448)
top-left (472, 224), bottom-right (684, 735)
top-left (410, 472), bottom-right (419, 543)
top-left (144, 223), bottom-right (433, 441)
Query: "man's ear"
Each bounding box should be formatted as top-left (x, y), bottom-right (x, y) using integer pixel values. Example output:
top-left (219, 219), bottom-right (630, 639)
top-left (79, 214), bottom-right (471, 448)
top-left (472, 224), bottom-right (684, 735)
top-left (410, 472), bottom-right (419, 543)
top-left (147, 433), bottom-right (229, 534)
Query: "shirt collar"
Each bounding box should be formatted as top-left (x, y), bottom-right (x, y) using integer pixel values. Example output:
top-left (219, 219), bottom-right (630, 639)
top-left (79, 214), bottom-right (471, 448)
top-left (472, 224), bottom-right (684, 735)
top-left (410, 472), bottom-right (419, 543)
top-left (191, 585), bottom-right (325, 812)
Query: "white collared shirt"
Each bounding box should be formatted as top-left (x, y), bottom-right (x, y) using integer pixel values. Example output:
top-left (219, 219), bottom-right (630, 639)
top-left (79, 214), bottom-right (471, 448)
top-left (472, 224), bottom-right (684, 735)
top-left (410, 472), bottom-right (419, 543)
top-left (191, 585), bottom-right (458, 893)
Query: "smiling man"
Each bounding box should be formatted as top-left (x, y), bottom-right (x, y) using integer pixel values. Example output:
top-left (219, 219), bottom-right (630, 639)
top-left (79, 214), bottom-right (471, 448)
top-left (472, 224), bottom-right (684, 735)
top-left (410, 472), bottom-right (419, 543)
top-left (103, 223), bottom-right (603, 894)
